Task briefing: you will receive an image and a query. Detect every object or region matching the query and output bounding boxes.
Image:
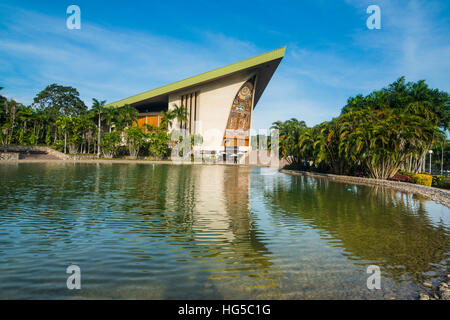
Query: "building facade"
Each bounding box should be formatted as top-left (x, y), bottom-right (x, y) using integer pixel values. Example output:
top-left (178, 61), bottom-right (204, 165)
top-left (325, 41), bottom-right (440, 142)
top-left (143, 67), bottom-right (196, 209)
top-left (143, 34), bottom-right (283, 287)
top-left (106, 47), bottom-right (285, 162)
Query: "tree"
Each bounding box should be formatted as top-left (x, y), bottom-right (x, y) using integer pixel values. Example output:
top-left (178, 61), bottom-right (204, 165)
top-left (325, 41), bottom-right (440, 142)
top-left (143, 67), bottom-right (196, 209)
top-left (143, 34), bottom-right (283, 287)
top-left (115, 104), bottom-right (138, 131)
top-left (313, 118), bottom-right (349, 174)
top-left (91, 99), bottom-right (106, 157)
top-left (33, 84), bottom-right (86, 116)
top-left (1, 99), bottom-right (21, 145)
top-left (0, 87), bottom-right (6, 109)
top-left (125, 126), bottom-right (146, 159)
top-left (56, 116), bottom-right (70, 153)
top-left (338, 108), bottom-right (438, 179)
top-left (160, 109), bottom-right (175, 130)
top-left (103, 106), bottom-right (116, 133)
top-left (432, 134), bottom-right (448, 175)
top-left (100, 131), bottom-right (121, 158)
top-left (33, 84), bottom-right (86, 144)
top-left (80, 111), bottom-right (96, 153)
top-left (16, 105), bottom-right (33, 145)
top-left (271, 118), bottom-right (309, 167)
top-left (171, 104), bottom-right (188, 132)
top-left (147, 130), bottom-right (170, 158)
top-left (273, 77), bottom-right (448, 178)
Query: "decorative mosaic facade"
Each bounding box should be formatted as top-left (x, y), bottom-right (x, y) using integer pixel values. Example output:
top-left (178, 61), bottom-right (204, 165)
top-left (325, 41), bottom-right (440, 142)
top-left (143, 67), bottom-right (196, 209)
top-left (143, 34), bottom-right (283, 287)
top-left (223, 79), bottom-right (254, 147)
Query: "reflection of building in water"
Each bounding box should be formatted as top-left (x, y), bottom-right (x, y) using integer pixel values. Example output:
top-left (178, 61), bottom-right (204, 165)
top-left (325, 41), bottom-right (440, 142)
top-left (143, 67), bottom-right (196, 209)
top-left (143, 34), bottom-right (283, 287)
top-left (223, 166), bottom-right (252, 238)
top-left (163, 165), bottom-right (253, 242)
top-left (162, 165), bottom-right (232, 241)
top-left (152, 165), bottom-right (277, 297)
top-left (193, 165), bottom-right (235, 242)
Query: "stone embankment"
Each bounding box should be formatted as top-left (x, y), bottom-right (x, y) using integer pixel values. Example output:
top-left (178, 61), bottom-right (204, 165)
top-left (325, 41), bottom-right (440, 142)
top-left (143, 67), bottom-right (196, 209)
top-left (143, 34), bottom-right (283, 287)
top-left (420, 276), bottom-right (450, 300)
top-left (0, 152), bottom-right (19, 160)
top-left (0, 145), bottom-right (70, 160)
top-left (280, 169), bottom-right (450, 208)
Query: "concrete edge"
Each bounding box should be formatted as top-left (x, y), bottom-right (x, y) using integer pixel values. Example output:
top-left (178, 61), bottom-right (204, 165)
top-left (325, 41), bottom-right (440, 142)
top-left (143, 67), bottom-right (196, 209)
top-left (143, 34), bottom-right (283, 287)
top-left (0, 145), bottom-right (70, 160)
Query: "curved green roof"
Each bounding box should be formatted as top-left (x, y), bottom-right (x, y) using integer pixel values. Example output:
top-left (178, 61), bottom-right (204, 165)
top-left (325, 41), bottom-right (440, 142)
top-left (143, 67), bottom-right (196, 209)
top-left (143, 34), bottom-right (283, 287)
top-left (106, 47), bottom-right (286, 108)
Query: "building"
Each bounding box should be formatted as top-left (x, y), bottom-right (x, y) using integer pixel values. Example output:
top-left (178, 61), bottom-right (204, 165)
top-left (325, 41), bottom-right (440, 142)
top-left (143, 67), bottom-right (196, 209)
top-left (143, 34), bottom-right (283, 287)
top-left (106, 47), bottom-right (285, 162)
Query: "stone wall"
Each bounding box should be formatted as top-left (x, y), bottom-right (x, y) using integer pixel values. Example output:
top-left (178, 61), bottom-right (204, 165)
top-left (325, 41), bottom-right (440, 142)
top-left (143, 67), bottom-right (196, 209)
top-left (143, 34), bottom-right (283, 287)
top-left (0, 145), bottom-right (70, 160)
top-left (280, 169), bottom-right (450, 209)
top-left (0, 152), bottom-right (19, 161)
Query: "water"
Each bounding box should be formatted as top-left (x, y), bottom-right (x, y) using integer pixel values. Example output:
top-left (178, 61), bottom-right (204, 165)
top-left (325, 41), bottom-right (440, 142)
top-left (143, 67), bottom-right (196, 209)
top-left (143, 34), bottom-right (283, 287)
top-left (0, 163), bottom-right (449, 299)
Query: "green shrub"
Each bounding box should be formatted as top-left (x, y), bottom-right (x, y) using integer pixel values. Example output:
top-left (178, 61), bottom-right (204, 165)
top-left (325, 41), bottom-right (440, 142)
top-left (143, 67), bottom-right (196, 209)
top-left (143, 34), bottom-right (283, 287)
top-left (100, 131), bottom-right (121, 158)
top-left (147, 131), bottom-right (170, 158)
top-left (115, 145), bottom-right (129, 157)
top-left (398, 170), bottom-right (415, 180)
top-left (432, 175), bottom-right (450, 189)
top-left (413, 173), bottom-right (433, 187)
top-left (125, 126), bottom-right (146, 159)
top-left (54, 140), bottom-right (64, 152)
top-left (389, 173), bottom-right (413, 183)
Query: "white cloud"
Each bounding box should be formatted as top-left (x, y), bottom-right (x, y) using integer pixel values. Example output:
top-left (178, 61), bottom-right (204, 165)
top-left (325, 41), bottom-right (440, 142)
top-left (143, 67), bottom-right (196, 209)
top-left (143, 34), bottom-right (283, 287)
top-left (347, 0), bottom-right (450, 89)
top-left (0, 7), bottom-right (257, 106)
top-left (251, 0), bottom-right (450, 129)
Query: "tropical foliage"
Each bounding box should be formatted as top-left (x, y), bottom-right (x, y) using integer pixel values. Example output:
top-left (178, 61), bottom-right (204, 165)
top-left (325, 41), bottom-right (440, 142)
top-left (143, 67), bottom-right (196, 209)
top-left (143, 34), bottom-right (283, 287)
top-left (125, 126), bottom-right (146, 159)
top-left (413, 174), bottom-right (433, 187)
top-left (273, 77), bottom-right (449, 180)
top-left (0, 84), bottom-right (195, 159)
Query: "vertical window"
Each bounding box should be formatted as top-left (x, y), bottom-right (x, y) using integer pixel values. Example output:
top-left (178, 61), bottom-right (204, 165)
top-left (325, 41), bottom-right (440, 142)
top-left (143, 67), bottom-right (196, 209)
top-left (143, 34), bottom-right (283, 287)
top-left (180, 91), bottom-right (198, 134)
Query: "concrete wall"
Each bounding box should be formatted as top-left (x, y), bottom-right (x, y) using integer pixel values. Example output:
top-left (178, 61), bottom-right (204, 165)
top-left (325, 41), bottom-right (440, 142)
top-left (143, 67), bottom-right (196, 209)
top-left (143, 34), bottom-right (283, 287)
top-left (168, 71), bottom-right (256, 153)
top-left (0, 145), bottom-right (70, 160)
top-left (0, 152), bottom-right (19, 161)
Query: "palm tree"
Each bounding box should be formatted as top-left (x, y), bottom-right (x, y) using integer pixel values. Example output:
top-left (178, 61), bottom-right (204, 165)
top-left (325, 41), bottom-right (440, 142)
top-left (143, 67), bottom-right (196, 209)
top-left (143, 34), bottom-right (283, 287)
top-left (78, 112), bottom-right (95, 153)
top-left (16, 105), bottom-right (33, 145)
top-left (271, 118), bottom-right (310, 168)
top-left (103, 107), bottom-right (116, 133)
top-left (434, 131), bottom-right (447, 175)
top-left (56, 115), bottom-right (70, 153)
top-left (160, 109), bottom-right (175, 131)
top-left (313, 118), bottom-right (346, 174)
top-left (91, 99), bottom-right (106, 157)
top-left (171, 104), bottom-right (188, 132)
top-left (115, 104), bottom-right (138, 131)
top-left (4, 99), bottom-right (20, 145)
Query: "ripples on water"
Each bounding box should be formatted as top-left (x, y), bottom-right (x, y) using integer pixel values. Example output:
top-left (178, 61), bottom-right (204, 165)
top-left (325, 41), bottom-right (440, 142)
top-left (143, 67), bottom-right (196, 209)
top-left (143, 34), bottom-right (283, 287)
top-left (0, 163), bottom-right (448, 299)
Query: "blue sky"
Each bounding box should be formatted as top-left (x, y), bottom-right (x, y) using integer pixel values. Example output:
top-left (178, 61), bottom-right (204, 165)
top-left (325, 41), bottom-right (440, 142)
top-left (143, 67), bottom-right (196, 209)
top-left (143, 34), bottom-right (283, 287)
top-left (0, 0), bottom-right (449, 130)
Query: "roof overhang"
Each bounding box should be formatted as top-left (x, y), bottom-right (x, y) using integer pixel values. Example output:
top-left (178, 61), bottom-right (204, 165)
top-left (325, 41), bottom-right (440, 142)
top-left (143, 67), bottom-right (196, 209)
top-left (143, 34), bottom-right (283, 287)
top-left (105, 47), bottom-right (286, 109)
